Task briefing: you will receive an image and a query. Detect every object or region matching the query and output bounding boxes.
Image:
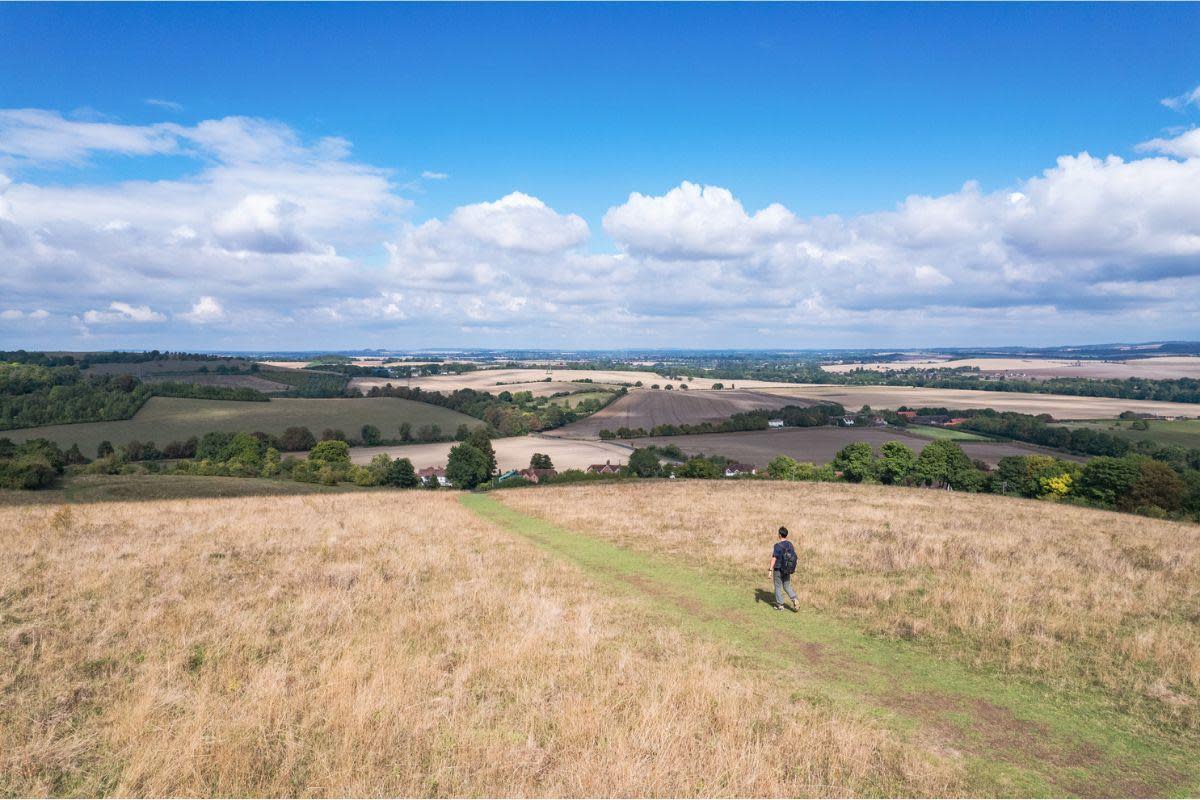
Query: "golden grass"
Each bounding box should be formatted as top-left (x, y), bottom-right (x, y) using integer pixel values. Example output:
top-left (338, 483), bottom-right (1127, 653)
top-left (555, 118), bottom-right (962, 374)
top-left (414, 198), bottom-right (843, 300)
top-left (501, 482), bottom-right (1200, 731)
top-left (0, 493), bottom-right (961, 797)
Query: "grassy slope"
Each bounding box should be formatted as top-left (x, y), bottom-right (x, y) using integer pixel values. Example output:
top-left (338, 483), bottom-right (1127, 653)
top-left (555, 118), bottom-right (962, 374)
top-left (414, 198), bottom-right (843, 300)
top-left (466, 491), bottom-right (1200, 797)
top-left (0, 474), bottom-right (369, 506)
top-left (1064, 418), bottom-right (1200, 449)
top-left (2, 395), bottom-right (481, 453)
top-left (905, 424), bottom-right (993, 441)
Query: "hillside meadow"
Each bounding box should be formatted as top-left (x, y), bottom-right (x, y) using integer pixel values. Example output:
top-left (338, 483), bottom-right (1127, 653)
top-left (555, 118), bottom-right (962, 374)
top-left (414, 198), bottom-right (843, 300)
top-left (3, 396), bottom-right (481, 455)
top-left (0, 492), bottom-right (960, 797)
top-left (500, 482), bottom-right (1200, 734)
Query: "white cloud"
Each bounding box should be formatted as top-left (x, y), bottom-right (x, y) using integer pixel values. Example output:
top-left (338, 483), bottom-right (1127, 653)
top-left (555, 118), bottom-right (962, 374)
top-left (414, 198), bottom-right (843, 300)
top-left (1162, 85), bottom-right (1200, 111)
top-left (1136, 128), bottom-right (1200, 159)
top-left (421, 170), bottom-right (449, 180)
top-left (603, 181), bottom-right (797, 260)
top-left (179, 296), bottom-right (225, 324)
top-left (1, 308), bottom-right (50, 321)
top-left (82, 302), bottom-right (166, 324)
top-left (2, 102), bottom-right (1199, 348)
top-left (145, 98), bottom-right (184, 112)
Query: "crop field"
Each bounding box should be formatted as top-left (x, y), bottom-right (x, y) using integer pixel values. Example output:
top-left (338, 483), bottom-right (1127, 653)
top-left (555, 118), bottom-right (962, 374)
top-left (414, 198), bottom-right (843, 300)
top-left (356, 368), bottom-right (731, 394)
top-left (616, 427), bottom-right (1081, 468)
top-left (905, 424), bottom-right (993, 441)
top-left (743, 384), bottom-right (1200, 420)
top-left (2, 396), bottom-right (480, 454)
top-left (544, 390), bottom-right (617, 408)
top-left (823, 355), bottom-right (1200, 380)
top-left (350, 434), bottom-right (632, 471)
top-left (1063, 418), bottom-right (1200, 450)
top-left (139, 373), bottom-right (294, 392)
top-left (348, 377), bottom-right (624, 397)
top-left (548, 389), bottom-right (803, 439)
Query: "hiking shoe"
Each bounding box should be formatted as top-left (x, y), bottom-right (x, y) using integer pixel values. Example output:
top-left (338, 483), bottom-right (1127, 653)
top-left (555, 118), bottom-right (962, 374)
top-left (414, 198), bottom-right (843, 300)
top-left (772, 603), bottom-right (784, 611)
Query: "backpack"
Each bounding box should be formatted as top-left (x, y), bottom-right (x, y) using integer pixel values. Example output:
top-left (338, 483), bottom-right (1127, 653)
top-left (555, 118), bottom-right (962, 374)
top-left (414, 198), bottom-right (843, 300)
top-left (778, 541), bottom-right (798, 576)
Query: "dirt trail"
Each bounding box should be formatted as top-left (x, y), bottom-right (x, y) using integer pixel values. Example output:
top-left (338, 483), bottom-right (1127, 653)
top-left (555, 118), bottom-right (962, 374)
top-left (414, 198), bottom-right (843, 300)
top-left (462, 493), bottom-right (1200, 798)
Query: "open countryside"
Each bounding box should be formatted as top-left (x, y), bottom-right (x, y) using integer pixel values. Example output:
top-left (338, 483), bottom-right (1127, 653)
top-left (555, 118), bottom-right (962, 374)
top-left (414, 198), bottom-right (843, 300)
top-left (5, 3), bottom-right (1200, 797)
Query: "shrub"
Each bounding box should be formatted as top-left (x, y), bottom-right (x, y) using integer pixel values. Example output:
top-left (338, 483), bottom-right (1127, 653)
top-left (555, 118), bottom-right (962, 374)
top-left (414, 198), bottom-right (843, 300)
top-left (309, 440), bottom-right (351, 465)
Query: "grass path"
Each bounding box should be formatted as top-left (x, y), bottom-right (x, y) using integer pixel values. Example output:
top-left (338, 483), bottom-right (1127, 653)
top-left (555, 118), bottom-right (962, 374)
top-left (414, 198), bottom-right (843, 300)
top-left (462, 493), bottom-right (1200, 798)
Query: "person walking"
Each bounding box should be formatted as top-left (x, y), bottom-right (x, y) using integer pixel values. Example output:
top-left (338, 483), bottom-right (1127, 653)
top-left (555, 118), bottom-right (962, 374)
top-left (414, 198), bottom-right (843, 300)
top-left (769, 526), bottom-right (799, 612)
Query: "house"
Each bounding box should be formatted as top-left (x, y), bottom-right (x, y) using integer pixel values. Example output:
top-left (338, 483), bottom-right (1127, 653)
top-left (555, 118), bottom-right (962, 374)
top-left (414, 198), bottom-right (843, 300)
top-left (517, 468), bottom-right (558, 484)
top-left (497, 469), bottom-right (520, 483)
top-left (912, 414), bottom-right (951, 426)
top-left (946, 418), bottom-right (969, 426)
top-left (838, 416), bottom-right (856, 426)
top-left (723, 463), bottom-right (757, 477)
top-left (417, 466), bottom-right (451, 487)
top-left (897, 410), bottom-right (917, 420)
top-left (586, 460), bottom-right (622, 475)
top-left (767, 418), bottom-right (785, 428)
top-left (870, 416), bottom-right (889, 427)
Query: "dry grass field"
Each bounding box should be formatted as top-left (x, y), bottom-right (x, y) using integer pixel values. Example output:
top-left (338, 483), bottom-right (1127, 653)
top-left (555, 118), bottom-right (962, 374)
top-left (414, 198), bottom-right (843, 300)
top-left (348, 377), bottom-right (620, 397)
top-left (0, 493), bottom-right (961, 797)
top-left (501, 483), bottom-right (1200, 734)
top-left (349, 434), bottom-right (633, 471)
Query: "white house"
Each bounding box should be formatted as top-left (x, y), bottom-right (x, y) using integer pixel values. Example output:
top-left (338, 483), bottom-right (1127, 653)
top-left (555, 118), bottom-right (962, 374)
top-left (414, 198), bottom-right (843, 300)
top-left (768, 418), bottom-right (784, 428)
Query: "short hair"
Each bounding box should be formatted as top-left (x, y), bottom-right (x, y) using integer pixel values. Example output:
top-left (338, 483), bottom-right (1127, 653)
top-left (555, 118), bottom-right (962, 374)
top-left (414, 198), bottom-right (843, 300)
top-left (778, 526), bottom-right (789, 538)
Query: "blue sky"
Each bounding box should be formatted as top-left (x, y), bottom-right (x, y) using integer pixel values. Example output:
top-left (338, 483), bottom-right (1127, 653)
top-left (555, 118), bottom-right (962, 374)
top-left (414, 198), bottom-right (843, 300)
top-left (1, 3), bottom-right (1199, 350)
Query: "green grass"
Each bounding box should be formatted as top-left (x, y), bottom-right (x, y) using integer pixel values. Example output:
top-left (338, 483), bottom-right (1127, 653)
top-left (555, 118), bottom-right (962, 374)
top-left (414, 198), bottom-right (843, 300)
top-left (0, 473), bottom-right (369, 505)
top-left (905, 424), bottom-right (993, 441)
top-left (3, 395), bottom-right (481, 454)
top-left (463, 492), bottom-right (1200, 797)
top-left (545, 390), bottom-right (616, 408)
top-left (1064, 418), bottom-right (1200, 449)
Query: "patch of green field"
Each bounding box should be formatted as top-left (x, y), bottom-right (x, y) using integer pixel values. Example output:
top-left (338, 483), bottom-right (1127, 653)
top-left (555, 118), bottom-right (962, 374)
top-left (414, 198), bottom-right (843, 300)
top-left (463, 493), bottom-right (1200, 797)
top-left (545, 390), bottom-right (616, 409)
top-left (905, 424), bottom-right (993, 441)
top-left (0, 473), bottom-right (368, 505)
top-left (3, 396), bottom-right (481, 454)
top-left (1064, 418), bottom-right (1200, 449)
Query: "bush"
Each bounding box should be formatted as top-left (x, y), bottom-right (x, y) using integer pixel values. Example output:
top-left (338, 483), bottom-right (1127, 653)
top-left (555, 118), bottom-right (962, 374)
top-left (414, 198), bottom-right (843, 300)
top-left (280, 426), bottom-right (317, 452)
top-left (309, 440), bottom-right (351, 465)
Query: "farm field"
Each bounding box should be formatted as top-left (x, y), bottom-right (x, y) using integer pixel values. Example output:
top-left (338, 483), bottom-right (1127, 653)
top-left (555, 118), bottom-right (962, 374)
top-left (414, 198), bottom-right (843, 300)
top-left (905, 424), bottom-right (993, 441)
top-left (742, 383), bottom-right (1200, 419)
top-left (0, 473), bottom-right (367, 506)
top-left (2, 396), bottom-right (480, 454)
top-left (616, 427), bottom-right (1082, 468)
top-left (349, 434), bottom-right (632, 471)
top-left (547, 389), bottom-right (803, 439)
top-left (139, 373), bottom-right (293, 392)
top-left (823, 355), bottom-right (1200, 379)
top-left (1063, 418), bottom-right (1200, 450)
top-left (348, 376), bottom-right (624, 397)
top-left (353, 367), bottom-right (730, 394)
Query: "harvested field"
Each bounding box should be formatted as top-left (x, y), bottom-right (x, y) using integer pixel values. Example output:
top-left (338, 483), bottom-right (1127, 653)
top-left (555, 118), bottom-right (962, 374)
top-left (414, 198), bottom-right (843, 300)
top-left (548, 389), bottom-right (804, 439)
top-left (371, 368), bottom-right (732, 393)
top-left (4, 396), bottom-right (480, 453)
top-left (0, 492), bottom-right (962, 796)
top-left (617, 427), bottom-right (1082, 467)
top-left (743, 384), bottom-right (1200, 420)
top-left (823, 355), bottom-right (1200, 380)
top-left (348, 377), bottom-right (622, 397)
top-left (350, 434), bottom-right (632, 471)
top-left (500, 481), bottom-right (1200, 737)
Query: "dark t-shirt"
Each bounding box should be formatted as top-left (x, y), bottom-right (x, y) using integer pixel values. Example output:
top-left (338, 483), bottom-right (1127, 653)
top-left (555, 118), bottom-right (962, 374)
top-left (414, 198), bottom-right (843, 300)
top-left (772, 540), bottom-right (796, 571)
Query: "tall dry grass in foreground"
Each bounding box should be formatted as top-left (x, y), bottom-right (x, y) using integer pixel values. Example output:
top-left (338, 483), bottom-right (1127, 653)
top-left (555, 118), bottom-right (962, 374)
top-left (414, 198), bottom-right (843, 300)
top-left (502, 482), bottom-right (1200, 730)
top-left (0, 493), bottom-right (961, 797)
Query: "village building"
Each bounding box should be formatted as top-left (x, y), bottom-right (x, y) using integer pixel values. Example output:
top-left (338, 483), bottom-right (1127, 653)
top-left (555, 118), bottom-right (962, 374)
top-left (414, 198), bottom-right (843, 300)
top-left (517, 468), bottom-right (558, 483)
top-left (586, 460), bottom-right (622, 475)
top-left (417, 466), bottom-right (451, 487)
top-left (723, 463), bottom-right (758, 477)
top-left (767, 418), bottom-right (785, 428)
